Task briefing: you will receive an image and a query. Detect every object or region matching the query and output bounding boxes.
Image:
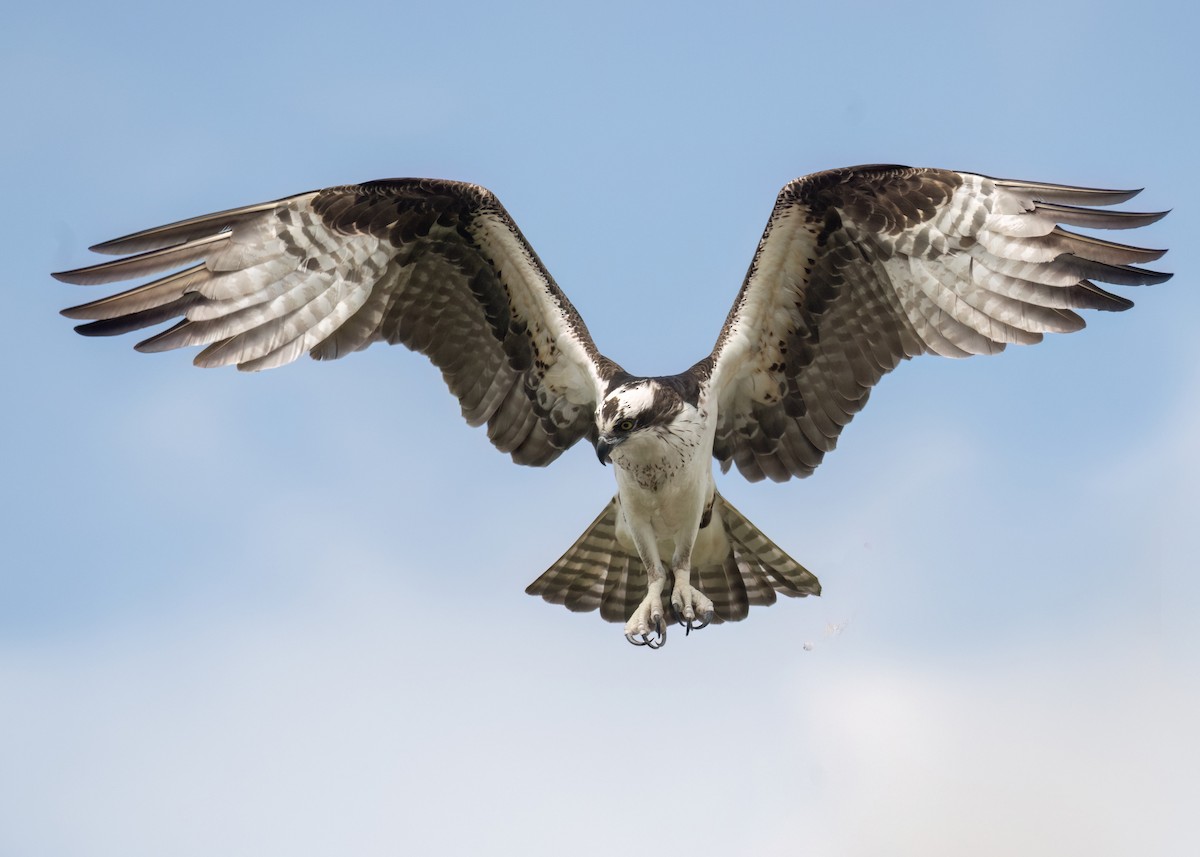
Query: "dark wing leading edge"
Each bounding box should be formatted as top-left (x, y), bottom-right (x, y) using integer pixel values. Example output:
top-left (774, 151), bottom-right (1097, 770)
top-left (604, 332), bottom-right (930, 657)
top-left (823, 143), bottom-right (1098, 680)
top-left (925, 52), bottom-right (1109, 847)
top-left (701, 164), bottom-right (1171, 483)
top-left (54, 179), bottom-right (624, 466)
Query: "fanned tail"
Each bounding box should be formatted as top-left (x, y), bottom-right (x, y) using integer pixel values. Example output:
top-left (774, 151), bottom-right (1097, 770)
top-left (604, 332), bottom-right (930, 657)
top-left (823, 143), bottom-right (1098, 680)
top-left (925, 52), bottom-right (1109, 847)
top-left (524, 498), bottom-right (644, 623)
top-left (696, 494), bottom-right (821, 622)
top-left (525, 492), bottom-right (820, 625)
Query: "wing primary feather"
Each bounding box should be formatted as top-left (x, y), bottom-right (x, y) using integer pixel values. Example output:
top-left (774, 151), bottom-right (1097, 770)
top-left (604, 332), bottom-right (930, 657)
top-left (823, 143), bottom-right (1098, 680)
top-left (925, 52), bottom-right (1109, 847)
top-left (86, 198), bottom-right (305, 255)
top-left (1074, 281), bottom-right (1134, 311)
top-left (60, 264), bottom-right (212, 320)
top-left (1048, 227), bottom-right (1167, 265)
top-left (1035, 202), bottom-right (1169, 230)
top-left (52, 233), bottom-right (230, 285)
top-left (135, 319), bottom-right (193, 353)
top-left (1054, 255), bottom-right (1172, 287)
top-left (992, 179), bottom-right (1142, 206)
top-left (74, 296), bottom-right (200, 337)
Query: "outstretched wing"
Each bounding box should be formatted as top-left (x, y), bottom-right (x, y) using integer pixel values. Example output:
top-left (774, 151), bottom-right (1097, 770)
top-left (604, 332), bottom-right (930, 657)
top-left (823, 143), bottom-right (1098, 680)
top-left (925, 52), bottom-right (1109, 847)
top-left (701, 164), bottom-right (1171, 482)
top-left (55, 179), bottom-right (624, 466)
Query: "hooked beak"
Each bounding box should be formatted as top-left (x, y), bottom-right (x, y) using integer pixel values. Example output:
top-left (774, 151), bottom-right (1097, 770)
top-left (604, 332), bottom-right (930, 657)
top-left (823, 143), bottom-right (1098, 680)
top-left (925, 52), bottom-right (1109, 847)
top-left (596, 435), bottom-right (617, 466)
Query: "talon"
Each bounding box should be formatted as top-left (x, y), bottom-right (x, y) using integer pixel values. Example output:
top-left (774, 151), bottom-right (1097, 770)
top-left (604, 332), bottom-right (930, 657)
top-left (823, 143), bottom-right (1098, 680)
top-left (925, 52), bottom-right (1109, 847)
top-left (626, 626), bottom-right (666, 648)
top-left (623, 590), bottom-right (669, 649)
top-left (694, 610), bottom-right (712, 631)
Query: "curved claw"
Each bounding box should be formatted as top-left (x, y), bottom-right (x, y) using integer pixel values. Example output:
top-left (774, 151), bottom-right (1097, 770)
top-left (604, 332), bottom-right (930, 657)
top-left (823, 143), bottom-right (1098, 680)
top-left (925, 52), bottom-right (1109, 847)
top-left (625, 616), bottom-right (667, 649)
top-left (673, 604), bottom-right (713, 636)
top-left (672, 603), bottom-right (695, 635)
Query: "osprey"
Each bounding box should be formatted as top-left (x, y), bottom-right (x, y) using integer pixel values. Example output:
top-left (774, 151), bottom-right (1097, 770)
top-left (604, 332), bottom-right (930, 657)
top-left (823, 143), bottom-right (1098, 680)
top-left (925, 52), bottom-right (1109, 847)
top-left (54, 165), bottom-right (1170, 648)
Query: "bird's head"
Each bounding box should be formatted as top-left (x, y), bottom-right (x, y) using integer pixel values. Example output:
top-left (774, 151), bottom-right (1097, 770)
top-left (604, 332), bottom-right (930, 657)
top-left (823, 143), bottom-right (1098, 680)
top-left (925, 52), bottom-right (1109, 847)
top-left (594, 379), bottom-right (688, 466)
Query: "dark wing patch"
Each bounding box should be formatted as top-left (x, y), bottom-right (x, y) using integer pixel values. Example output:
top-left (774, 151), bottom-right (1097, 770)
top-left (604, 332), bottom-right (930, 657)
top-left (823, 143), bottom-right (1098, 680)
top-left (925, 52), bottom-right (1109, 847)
top-left (55, 179), bottom-right (623, 466)
top-left (703, 164), bottom-right (1171, 482)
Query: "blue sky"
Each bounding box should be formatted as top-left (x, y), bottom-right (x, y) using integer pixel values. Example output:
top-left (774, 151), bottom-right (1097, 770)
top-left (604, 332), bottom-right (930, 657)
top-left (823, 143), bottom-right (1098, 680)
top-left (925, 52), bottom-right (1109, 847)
top-left (3, 1), bottom-right (1197, 854)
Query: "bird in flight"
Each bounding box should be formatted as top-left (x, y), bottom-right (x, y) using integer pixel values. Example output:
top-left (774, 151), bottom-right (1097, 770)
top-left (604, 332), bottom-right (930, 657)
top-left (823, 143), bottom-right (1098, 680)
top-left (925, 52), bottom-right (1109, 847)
top-left (54, 164), bottom-right (1170, 648)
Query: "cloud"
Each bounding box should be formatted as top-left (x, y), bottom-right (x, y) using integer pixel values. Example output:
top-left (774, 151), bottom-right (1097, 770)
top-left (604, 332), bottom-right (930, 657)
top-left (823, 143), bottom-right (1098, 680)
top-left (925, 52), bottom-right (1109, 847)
top-left (777, 637), bottom-right (1189, 857)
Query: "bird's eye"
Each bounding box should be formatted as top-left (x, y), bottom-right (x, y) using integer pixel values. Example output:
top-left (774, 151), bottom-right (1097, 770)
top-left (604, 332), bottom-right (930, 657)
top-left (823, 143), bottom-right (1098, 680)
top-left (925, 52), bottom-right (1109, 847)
top-left (617, 418), bottom-right (635, 432)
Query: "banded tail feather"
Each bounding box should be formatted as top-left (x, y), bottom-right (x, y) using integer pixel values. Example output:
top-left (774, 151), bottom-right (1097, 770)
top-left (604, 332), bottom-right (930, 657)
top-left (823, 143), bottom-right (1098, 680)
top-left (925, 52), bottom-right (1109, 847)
top-left (526, 493), bottom-right (820, 625)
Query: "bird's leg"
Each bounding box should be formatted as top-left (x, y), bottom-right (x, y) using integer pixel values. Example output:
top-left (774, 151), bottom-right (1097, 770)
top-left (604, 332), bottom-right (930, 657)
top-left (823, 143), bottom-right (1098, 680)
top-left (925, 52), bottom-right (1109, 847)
top-left (624, 528), bottom-right (668, 648)
top-left (668, 547), bottom-right (714, 634)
